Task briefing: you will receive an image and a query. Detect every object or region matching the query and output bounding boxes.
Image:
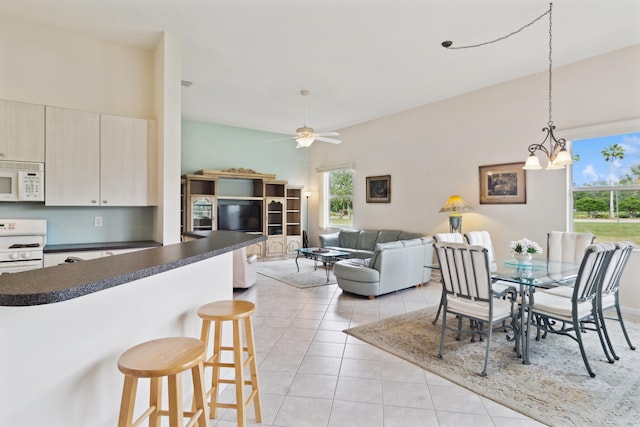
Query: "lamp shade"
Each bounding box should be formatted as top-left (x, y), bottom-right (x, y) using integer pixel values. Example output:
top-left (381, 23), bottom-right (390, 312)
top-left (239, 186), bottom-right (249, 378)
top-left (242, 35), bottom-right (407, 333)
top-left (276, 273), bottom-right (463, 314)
top-left (439, 195), bottom-right (472, 213)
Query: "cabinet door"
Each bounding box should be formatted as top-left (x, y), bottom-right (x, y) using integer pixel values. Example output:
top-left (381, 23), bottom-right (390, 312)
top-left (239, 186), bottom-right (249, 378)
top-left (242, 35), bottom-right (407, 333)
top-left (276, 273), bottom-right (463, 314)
top-left (43, 251), bottom-right (103, 267)
top-left (0, 100), bottom-right (45, 162)
top-left (100, 114), bottom-right (155, 206)
top-left (45, 106), bottom-right (100, 206)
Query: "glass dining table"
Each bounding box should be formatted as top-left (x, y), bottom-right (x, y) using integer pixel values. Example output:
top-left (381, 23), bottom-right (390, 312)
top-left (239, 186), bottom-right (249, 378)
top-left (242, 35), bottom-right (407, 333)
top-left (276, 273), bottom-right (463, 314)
top-left (491, 258), bottom-right (580, 364)
top-left (429, 258), bottom-right (580, 365)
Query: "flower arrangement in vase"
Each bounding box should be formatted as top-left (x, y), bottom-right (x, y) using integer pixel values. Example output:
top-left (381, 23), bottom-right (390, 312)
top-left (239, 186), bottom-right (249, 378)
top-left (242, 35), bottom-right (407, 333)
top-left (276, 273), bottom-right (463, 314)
top-left (508, 238), bottom-right (543, 262)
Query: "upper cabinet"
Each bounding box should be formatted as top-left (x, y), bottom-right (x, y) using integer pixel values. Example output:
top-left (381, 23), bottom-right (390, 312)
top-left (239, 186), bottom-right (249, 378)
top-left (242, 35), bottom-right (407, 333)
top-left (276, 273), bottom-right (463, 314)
top-left (0, 100), bottom-right (45, 162)
top-left (100, 114), bottom-right (157, 206)
top-left (45, 106), bottom-right (100, 205)
top-left (45, 106), bottom-right (157, 206)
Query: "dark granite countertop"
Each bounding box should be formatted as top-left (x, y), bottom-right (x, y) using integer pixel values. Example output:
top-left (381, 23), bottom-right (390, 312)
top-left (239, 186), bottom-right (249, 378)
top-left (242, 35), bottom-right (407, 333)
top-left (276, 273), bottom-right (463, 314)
top-left (0, 231), bottom-right (266, 307)
top-left (44, 240), bottom-right (162, 253)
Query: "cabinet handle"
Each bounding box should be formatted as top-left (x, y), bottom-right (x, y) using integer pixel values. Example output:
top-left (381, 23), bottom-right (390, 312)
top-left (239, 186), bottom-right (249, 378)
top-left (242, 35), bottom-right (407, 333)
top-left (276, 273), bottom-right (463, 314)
top-left (102, 200), bottom-right (108, 204)
top-left (91, 200), bottom-right (97, 204)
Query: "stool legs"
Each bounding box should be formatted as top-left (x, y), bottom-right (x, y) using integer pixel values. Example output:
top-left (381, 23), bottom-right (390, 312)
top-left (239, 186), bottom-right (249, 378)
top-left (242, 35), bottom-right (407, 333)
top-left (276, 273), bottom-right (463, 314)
top-left (244, 315), bottom-right (262, 422)
top-left (200, 314), bottom-right (261, 427)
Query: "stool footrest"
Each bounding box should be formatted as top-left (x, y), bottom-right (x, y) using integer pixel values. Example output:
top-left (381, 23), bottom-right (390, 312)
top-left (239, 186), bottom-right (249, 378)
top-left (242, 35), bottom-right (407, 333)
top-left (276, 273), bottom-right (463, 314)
top-left (155, 408), bottom-right (204, 427)
top-left (131, 406), bottom-right (156, 427)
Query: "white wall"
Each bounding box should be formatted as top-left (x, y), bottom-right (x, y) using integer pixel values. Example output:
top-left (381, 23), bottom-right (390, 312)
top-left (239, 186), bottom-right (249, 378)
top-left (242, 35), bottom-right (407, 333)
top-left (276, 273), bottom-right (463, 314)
top-left (0, 14), bottom-right (154, 118)
top-left (308, 44), bottom-right (640, 313)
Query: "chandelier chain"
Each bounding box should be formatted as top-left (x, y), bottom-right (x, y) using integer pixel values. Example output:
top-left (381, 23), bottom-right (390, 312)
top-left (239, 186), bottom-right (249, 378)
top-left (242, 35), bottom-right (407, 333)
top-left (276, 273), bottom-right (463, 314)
top-left (444, 6), bottom-right (551, 50)
top-left (548, 2), bottom-right (553, 126)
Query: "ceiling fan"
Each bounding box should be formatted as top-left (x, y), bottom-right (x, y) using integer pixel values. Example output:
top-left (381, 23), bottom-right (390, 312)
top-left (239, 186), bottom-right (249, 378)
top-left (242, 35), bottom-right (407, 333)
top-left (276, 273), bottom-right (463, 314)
top-left (289, 90), bottom-right (341, 148)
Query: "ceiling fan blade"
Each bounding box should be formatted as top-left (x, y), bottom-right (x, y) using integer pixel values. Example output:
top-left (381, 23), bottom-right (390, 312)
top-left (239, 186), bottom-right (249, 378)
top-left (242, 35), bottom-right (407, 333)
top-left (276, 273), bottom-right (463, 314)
top-left (264, 136), bottom-right (295, 142)
top-left (316, 131), bottom-right (339, 137)
top-left (315, 136), bottom-right (342, 144)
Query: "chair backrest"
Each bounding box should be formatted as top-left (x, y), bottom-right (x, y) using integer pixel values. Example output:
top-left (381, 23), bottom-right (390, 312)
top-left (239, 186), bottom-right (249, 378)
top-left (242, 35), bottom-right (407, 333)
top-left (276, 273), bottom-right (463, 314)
top-left (464, 231), bottom-right (496, 262)
top-left (571, 243), bottom-right (613, 303)
top-left (547, 231), bottom-right (595, 264)
top-left (434, 232), bottom-right (464, 244)
top-left (600, 241), bottom-right (634, 296)
top-left (434, 241), bottom-right (492, 303)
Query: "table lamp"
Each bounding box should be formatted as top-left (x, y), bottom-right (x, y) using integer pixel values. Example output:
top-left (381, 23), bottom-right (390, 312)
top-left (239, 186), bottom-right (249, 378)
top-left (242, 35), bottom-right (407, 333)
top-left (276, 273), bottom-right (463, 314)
top-left (439, 195), bottom-right (472, 233)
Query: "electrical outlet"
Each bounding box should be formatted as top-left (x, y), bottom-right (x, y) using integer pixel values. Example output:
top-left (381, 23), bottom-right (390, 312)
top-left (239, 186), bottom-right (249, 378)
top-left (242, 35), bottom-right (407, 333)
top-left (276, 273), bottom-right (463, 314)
top-left (94, 216), bottom-right (103, 227)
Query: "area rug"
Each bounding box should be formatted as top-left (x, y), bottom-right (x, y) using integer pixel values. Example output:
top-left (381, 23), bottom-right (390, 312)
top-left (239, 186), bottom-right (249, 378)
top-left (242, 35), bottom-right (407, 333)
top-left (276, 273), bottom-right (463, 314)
top-left (256, 258), bottom-right (337, 288)
top-left (344, 306), bottom-right (640, 427)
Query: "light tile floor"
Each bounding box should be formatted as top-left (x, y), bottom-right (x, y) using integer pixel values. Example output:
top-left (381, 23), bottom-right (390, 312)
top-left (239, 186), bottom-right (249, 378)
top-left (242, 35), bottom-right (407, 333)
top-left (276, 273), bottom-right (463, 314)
top-left (210, 270), bottom-right (545, 427)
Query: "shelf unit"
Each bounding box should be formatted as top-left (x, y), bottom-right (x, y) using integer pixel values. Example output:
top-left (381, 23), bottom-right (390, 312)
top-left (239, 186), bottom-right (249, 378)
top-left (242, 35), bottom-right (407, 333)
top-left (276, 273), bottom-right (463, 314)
top-left (285, 185), bottom-right (303, 254)
top-left (181, 170), bottom-right (303, 257)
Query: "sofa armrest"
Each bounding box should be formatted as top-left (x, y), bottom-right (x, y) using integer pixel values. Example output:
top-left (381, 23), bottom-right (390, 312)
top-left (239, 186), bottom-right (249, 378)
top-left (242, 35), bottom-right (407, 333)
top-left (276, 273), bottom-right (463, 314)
top-left (319, 232), bottom-right (340, 248)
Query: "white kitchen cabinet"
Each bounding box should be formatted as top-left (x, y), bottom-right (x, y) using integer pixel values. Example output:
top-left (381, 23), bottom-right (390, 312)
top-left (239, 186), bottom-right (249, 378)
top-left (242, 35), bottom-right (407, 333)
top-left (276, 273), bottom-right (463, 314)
top-left (0, 99), bottom-right (45, 162)
top-left (45, 106), bottom-right (101, 205)
top-left (43, 251), bottom-right (103, 267)
top-left (45, 107), bottom-right (156, 206)
top-left (43, 247), bottom-right (150, 267)
top-left (100, 114), bottom-right (157, 206)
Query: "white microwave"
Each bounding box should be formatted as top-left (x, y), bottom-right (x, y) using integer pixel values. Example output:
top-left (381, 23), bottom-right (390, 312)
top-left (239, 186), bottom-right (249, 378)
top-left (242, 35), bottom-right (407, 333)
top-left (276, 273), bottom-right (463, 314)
top-left (0, 161), bottom-right (45, 202)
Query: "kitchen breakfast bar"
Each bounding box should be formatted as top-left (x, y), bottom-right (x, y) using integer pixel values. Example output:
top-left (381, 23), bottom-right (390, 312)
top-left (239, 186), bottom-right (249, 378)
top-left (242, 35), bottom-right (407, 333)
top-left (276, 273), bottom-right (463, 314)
top-left (0, 231), bottom-right (265, 427)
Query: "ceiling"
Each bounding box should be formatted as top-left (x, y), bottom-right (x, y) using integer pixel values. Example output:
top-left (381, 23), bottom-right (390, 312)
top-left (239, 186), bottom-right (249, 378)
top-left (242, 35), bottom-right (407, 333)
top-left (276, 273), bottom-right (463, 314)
top-left (1, 0), bottom-right (639, 137)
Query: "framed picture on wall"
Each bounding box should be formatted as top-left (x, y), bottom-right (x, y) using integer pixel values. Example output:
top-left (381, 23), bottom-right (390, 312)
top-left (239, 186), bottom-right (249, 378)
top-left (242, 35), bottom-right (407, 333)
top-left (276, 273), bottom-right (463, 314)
top-left (479, 162), bottom-right (526, 204)
top-left (366, 175), bottom-right (391, 203)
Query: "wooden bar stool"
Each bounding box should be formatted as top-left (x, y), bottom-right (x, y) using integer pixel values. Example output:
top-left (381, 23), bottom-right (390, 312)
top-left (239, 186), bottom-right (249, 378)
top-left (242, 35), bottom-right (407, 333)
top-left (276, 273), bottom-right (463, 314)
top-left (197, 300), bottom-right (261, 427)
top-left (117, 337), bottom-right (208, 427)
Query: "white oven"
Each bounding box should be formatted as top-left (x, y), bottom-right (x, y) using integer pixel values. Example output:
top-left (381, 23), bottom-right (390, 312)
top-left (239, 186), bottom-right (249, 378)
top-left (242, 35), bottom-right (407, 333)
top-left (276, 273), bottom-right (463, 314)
top-left (0, 219), bottom-right (47, 274)
top-left (0, 161), bottom-right (45, 202)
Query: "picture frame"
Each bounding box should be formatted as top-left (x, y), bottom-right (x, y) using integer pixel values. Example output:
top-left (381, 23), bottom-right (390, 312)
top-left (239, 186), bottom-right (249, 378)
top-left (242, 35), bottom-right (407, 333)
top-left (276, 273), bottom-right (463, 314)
top-left (366, 175), bottom-right (391, 203)
top-left (479, 162), bottom-right (526, 204)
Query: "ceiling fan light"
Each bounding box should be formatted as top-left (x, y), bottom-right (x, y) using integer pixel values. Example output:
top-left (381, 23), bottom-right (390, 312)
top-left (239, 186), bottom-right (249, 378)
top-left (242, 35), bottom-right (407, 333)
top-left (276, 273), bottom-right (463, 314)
top-left (296, 136), bottom-right (314, 147)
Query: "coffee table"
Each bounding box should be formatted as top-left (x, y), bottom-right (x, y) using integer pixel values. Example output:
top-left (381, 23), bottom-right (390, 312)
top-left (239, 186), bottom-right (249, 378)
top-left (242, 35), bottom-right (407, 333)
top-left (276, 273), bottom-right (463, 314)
top-left (295, 248), bottom-right (350, 283)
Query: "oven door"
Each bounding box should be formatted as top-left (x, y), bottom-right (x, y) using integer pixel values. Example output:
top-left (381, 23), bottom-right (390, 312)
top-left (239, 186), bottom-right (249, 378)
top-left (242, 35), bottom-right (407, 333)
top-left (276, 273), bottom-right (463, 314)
top-left (0, 259), bottom-right (43, 274)
top-left (0, 171), bottom-right (18, 201)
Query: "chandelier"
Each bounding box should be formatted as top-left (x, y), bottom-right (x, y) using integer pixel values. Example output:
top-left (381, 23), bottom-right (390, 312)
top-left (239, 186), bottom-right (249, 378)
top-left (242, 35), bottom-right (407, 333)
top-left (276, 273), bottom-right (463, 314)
top-left (442, 2), bottom-right (571, 171)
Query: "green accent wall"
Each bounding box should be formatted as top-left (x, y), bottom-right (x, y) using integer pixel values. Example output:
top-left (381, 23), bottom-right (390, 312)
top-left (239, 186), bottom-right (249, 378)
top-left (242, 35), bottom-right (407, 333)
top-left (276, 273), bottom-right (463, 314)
top-left (181, 119), bottom-right (310, 184)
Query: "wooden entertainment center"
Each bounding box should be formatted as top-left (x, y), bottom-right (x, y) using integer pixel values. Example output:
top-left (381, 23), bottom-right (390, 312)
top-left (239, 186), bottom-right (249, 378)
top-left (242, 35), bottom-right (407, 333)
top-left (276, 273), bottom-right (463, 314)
top-left (181, 168), bottom-right (304, 257)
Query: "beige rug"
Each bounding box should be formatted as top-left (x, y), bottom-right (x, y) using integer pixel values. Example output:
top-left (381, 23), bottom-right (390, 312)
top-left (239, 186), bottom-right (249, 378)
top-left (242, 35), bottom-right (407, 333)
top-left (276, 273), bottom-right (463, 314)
top-left (257, 258), bottom-right (337, 288)
top-left (344, 306), bottom-right (640, 427)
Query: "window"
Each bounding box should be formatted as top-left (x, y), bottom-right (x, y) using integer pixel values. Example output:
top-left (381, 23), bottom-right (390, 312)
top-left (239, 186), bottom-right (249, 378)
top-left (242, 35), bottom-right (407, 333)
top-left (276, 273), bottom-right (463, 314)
top-left (571, 131), bottom-right (640, 244)
top-left (323, 168), bottom-right (353, 227)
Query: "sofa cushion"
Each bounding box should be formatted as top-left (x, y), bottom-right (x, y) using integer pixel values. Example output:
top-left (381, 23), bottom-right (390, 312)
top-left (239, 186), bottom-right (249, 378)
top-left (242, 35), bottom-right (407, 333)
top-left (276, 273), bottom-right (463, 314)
top-left (356, 230), bottom-right (380, 250)
top-left (369, 240), bottom-right (404, 268)
top-left (377, 230), bottom-right (402, 244)
top-left (339, 229), bottom-right (361, 248)
top-left (399, 231), bottom-right (422, 240)
top-left (401, 238), bottom-right (424, 247)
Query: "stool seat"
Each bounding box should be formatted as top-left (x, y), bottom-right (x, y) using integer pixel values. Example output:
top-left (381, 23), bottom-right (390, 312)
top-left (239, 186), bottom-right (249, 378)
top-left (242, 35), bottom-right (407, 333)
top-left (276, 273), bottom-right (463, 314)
top-left (198, 299), bottom-right (261, 427)
top-left (118, 337), bottom-right (205, 377)
top-left (117, 337), bottom-right (208, 427)
top-left (197, 300), bottom-right (255, 320)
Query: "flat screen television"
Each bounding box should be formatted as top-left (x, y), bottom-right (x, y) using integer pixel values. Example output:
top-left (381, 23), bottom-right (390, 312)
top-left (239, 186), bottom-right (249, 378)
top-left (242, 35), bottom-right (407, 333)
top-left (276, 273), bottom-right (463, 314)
top-left (217, 204), bottom-right (262, 232)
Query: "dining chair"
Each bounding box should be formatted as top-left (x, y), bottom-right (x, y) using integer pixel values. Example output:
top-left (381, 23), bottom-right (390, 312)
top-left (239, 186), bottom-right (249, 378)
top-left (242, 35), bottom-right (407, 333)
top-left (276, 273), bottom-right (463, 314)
top-left (546, 231), bottom-right (595, 264)
top-left (597, 241), bottom-right (636, 361)
top-left (531, 243), bottom-right (613, 377)
top-left (431, 233), bottom-right (464, 324)
top-left (434, 241), bottom-right (515, 376)
top-left (464, 230), bottom-right (514, 296)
